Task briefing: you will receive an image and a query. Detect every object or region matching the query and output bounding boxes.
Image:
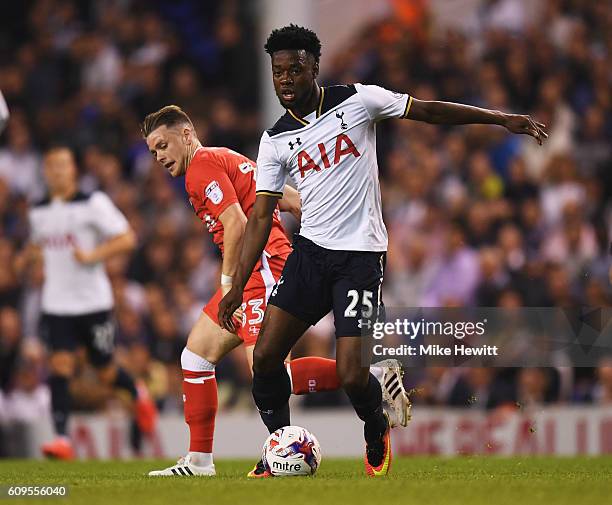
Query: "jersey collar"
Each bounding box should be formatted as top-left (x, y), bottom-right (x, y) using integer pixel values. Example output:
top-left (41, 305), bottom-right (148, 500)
top-left (287, 87), bottom-right (325, 126)
top-left (187, 145), bottom-right (205, 171)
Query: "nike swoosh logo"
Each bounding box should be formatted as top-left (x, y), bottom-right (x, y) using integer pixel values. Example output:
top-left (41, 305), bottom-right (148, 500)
top-left (371, 432), bottom-right (391, 476)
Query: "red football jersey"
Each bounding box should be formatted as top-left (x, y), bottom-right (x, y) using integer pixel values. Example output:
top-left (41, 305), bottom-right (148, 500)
top-left (185, 146), bottom-right (291, 259)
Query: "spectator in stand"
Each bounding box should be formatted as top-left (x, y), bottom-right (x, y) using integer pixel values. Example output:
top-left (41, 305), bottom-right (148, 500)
top-left (592, 358), bottom-right (612, 405)
top-left (0, 0), bottom-right (609, 413)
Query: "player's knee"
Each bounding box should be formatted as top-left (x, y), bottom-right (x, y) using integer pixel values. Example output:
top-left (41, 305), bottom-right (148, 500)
top-left (186, 330), bottom-right (221, 365)
top-left (49, 352), bottom-right (76, 377)
top-left (252, 345), bottom-right (268, 375)
top-left (337, 366), bottom-right (369, 395)
top-left (188, 344), bottom-right (221, 366)
top-left (181, 347), bottom-right (216, 372)
top-left (252, 344), bottom-right (282, 376)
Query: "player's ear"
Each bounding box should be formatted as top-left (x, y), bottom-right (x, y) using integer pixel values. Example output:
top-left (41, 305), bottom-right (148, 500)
top-left (183, 126), bottom-right (192, 145)
top-left (312, 60), bottom-right (319, 78)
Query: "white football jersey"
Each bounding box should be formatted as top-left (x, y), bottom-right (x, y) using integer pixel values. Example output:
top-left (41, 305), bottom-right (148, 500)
top-left (29, 191), bottom-right (129, 315)
top-left (256, 83), bottom-right (411, 251)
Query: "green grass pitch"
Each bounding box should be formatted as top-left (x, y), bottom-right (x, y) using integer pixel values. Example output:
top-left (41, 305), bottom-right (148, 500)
top-left (1, 457), bottom-right (611, 505)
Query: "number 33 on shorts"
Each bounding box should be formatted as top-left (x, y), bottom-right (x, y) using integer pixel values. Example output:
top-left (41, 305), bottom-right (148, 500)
top-left (243, 298), bottom-right (265, 326)
top-left (239, 298), bottom-right (266, 342)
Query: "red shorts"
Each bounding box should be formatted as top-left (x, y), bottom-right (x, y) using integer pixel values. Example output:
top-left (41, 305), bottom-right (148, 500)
top-left (204, 253), bottom-right (287, 346)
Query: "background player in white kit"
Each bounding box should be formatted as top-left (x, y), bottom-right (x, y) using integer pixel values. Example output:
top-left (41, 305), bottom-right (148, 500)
top-left (18, 146), bottom-right (152, 459)
top-left (219, 25), bottom-right (547, 477)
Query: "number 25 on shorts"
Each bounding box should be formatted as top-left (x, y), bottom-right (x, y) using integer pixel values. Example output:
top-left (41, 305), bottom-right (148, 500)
top-left (344, 289), bottom-right (373, 318)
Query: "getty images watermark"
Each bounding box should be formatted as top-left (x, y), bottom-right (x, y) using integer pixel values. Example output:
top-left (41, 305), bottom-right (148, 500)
top-left (360, 307), bottom-right (612, 367)
top-left (370, 317), bottom-right (498, 358)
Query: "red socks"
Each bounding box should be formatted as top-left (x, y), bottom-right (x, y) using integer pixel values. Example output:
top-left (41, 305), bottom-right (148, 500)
top-left (181, 348), bottom-right (217, 454)
top-left (286, 357), bottom-right (340, 395)
top-left (182, 370), bottom-right (217, 453)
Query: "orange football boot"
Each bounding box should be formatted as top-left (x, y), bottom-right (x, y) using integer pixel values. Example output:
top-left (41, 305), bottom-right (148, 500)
top-left (247, 459), bottom-right (272, 478)
top-left (364, 413), bottom-right (392, 477)
top-left (41, 437), bottom-right (75, 460)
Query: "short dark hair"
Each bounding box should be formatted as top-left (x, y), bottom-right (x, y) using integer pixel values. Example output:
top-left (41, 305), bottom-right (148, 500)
top-left (43, 143), bottom-right (77, 165)
top-left (43, 143), bottom-right (80, 170)
top-left (141, 105), bottom-right (193, 138)
top-left (264, 24), bottom-right (322, 62)
top-left (44, 143), bottom-right (74, 156)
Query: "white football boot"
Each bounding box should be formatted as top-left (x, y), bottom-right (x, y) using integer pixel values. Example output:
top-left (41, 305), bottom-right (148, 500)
top-left (373, 359), bottom-right (412, 427)
top-left (148, 455), bottom-right (216, 477)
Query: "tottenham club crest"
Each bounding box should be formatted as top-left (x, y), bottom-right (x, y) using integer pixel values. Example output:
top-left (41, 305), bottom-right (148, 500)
top-left (336, 110), bottom-right (348, 130)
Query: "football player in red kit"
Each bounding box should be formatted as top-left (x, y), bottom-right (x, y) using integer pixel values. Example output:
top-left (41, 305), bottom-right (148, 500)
top-left (142, 105), bottom-right (410, 477)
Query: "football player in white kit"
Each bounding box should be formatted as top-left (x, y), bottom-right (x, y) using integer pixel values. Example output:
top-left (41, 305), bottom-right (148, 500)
top-left (19, 146), bottom-right (152, 459)
top-left (219, 25), bottom-right (547, 476)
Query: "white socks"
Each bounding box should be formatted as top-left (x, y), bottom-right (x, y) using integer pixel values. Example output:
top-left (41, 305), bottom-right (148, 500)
top-left (188, 451), bottom-right (214, 468)
top-left (370, 366), bottom-right (384, 383)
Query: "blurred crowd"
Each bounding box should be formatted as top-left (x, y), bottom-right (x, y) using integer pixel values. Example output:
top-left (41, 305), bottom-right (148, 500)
top-left (0, 0), bottom-right (611, 423)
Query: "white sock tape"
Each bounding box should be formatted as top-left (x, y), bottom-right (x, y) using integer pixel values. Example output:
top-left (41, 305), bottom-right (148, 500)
top-left (181, 347), bottom-right (215, 372)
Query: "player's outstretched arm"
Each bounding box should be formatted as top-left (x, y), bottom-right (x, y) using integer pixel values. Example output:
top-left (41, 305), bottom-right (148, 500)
top-left (279, 185), bottom-right (301, 221)
top-left (218, 194), bottom-right (278, 332)
top-left (406, 98), bottom-right (548, 145)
